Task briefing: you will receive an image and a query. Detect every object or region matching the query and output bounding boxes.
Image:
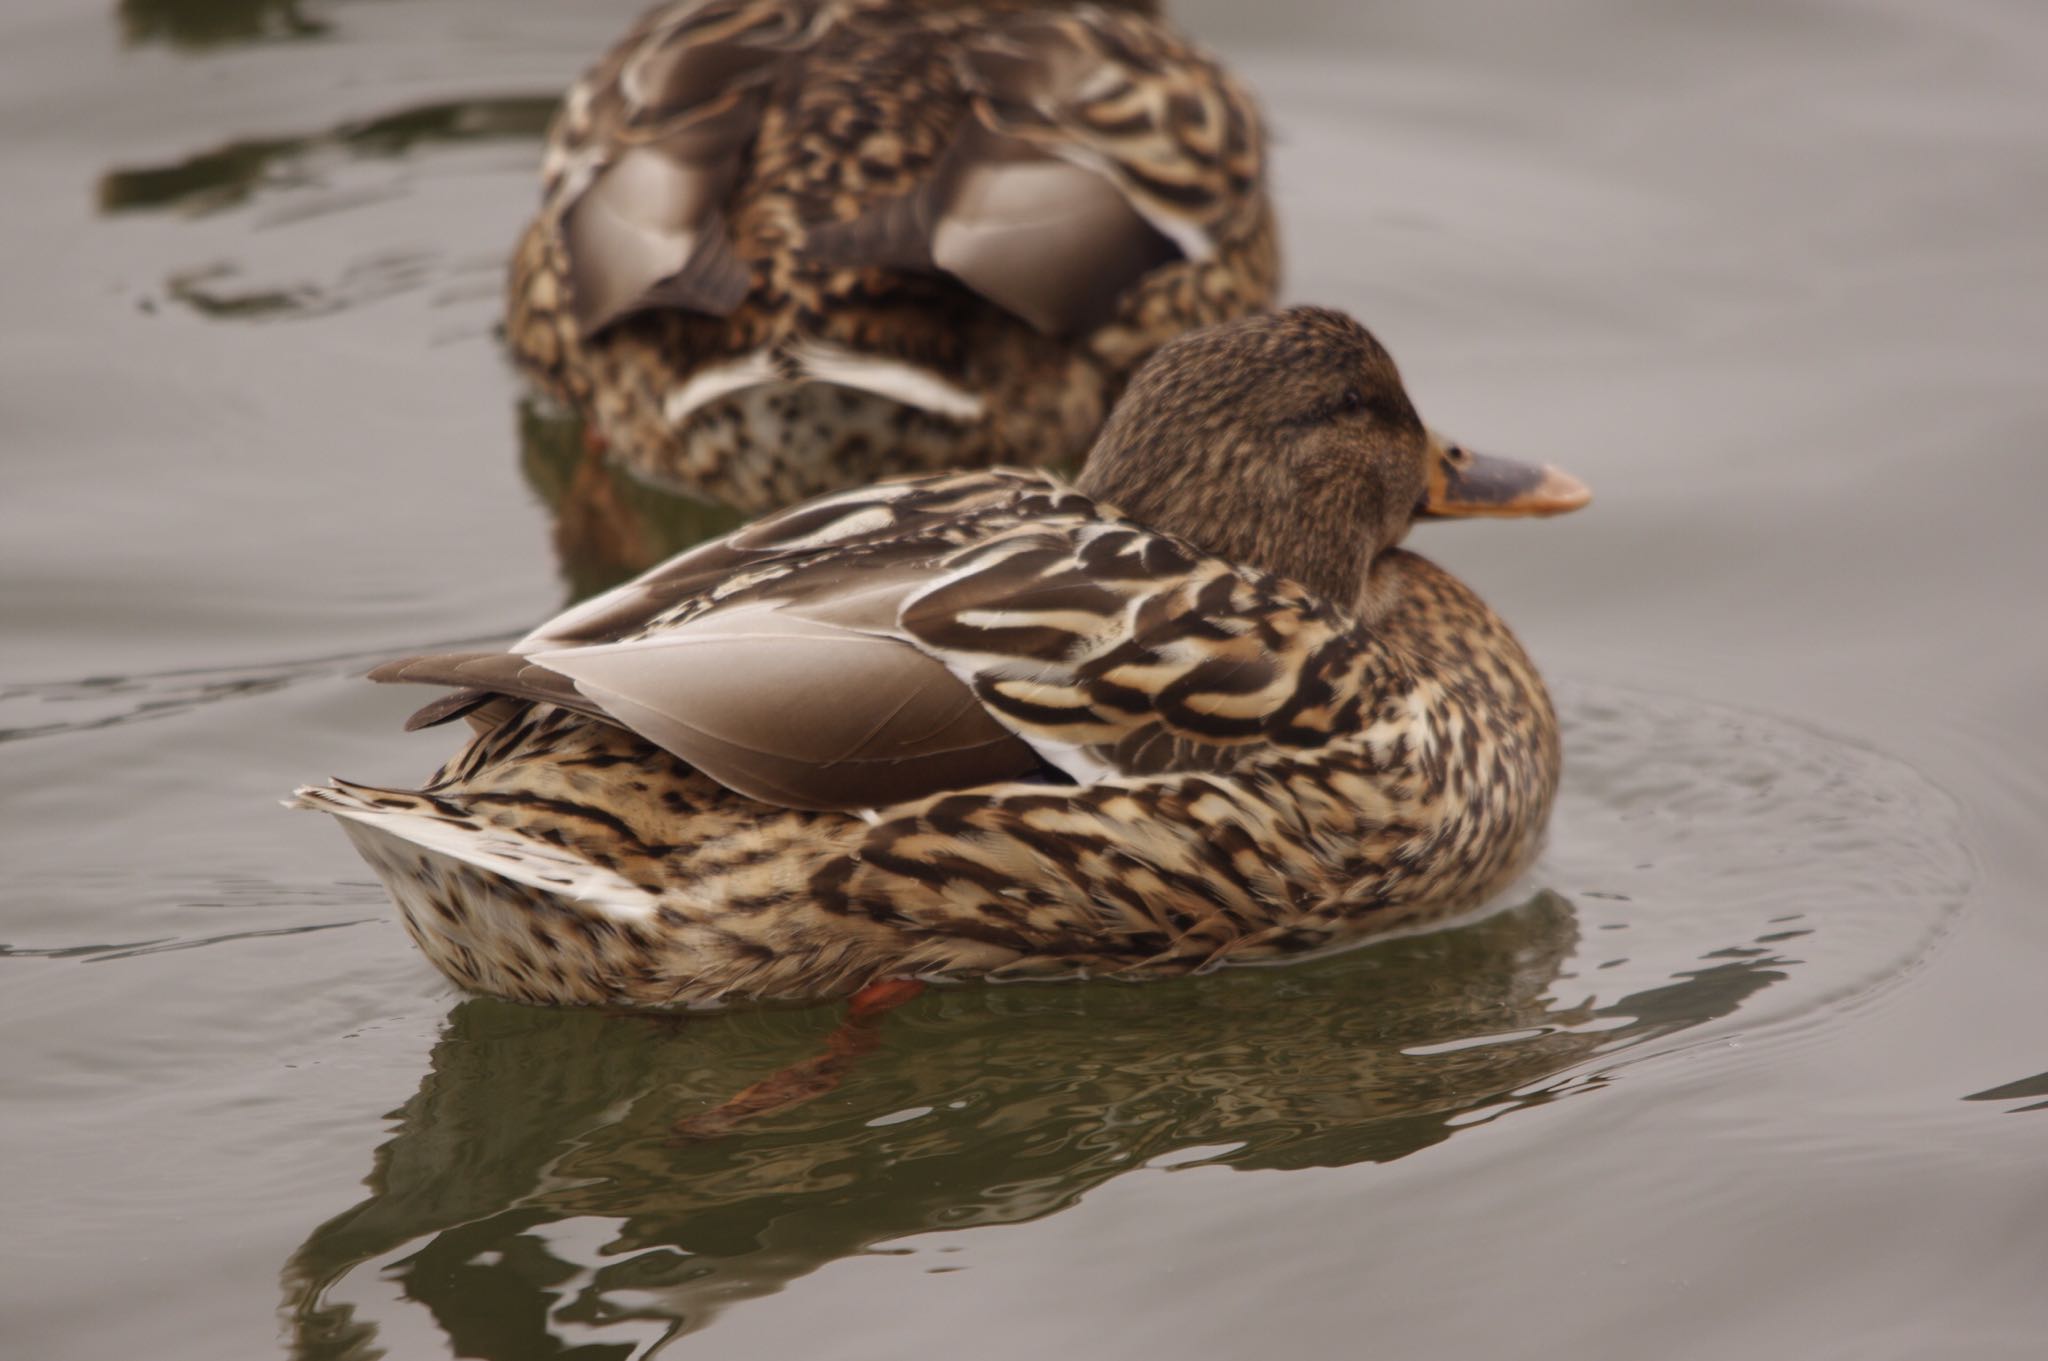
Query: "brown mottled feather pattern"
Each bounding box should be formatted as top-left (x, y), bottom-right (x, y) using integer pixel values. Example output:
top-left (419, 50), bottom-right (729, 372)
top-left (299, 476), bottom-right (1558, 1008)
top-left (297, 308), bottom-right (1586, 1009)
top-left (506, 0), bottom-right (1276, 512)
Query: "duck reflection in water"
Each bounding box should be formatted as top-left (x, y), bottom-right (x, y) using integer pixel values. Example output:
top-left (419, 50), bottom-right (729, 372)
top-left (517, 398), bottom-right (751, 605)
top-left (281, 890), bottom-right (1787, 1358)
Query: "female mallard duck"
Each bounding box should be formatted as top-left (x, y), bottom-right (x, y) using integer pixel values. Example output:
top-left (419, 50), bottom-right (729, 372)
top-left (507, 0), bottom-right (1276, 512)
top-left (297, 308), bottom-right (1588, 1008)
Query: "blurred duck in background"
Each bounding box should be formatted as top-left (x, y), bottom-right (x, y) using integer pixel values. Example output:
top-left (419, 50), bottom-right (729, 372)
top-left (506, 0), bottom-right (1276, 513)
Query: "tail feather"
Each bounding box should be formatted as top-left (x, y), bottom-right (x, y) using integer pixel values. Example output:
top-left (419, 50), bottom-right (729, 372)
top-left (661, 342), bottom-right (989, 428)
top-left (291, 780), bottom-right (659, 924)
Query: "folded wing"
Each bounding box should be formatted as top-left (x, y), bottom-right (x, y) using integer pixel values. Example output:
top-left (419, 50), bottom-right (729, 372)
top-left (552, 0), bottom-right (820, 334)
top-left (803, 7), bottom-right (1265, 335)
top-left (370, 473), bottom-right (1373, 813)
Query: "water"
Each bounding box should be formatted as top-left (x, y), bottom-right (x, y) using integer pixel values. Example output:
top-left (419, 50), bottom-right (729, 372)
top-left (4, 2), bottom-right (2045, 1358)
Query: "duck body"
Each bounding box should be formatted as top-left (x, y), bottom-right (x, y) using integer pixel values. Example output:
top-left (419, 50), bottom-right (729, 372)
top-left (301, 309), bottom-right (1588, 1008)
top-left (300, 475), bottom-right (1559, 1008)
top-left (507, 0), bottom-right (1276, 513)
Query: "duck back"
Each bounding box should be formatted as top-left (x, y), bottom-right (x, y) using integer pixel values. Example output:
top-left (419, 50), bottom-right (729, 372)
top-left (508, 0), bottom-right (1277, 511)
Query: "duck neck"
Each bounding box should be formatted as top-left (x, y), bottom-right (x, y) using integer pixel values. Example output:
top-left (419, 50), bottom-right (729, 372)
top-left (1078, 459), bottom-right (1376, 606)
top-left (1359, 540), bottom-right (1458, 630)
top-left (1354, 548), bottom-right (1416, 630)
top-left (1354, 547), bottom-right (1522, 671)
top-left (1359, 549), bottom-right (1545, 710)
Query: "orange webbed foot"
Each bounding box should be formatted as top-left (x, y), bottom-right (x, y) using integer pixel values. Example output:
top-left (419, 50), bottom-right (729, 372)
top-left (671, 979), bottom-right (926, 1141)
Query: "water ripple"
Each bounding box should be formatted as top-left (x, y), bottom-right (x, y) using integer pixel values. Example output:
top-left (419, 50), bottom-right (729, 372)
top-left (98, 96), bottom-right (556, 218)
top-left (0, 916), bottom-right (371, 965)
top-left (0, 630), bottom-right (518, 745)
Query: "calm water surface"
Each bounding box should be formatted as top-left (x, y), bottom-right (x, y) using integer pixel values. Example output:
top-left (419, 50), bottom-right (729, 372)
top-left (4, 2), bottom-right (2046, 1358)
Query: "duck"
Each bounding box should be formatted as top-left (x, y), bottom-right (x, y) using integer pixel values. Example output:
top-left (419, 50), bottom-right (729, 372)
top-left (295, 307), bottom-right (1590, 1009)
top-left (506, 0), bottom-right (1277, 513)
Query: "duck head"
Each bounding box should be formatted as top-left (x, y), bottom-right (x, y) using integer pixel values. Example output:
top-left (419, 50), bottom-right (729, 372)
top-left (1075, 306), bottom-right (1589, 612)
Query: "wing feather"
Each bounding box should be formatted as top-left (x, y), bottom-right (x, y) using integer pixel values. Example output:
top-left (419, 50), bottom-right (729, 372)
top-left (803, 8), bottom-right (1263, 336)
top-left (371, 473), bottom-right (1068, 811)
top-left (366, 472), bottom-right (1379, 813)
top-left (900, 524), bottom-right (1378, 778)
top-left (531, 606), bottom-right (1039, 811)
top-left (553, 0), bottom-right (822, 335)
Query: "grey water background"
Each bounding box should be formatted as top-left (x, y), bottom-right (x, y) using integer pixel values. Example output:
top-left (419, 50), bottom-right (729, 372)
top-left (3, 0), bottom-right (2045, 1357)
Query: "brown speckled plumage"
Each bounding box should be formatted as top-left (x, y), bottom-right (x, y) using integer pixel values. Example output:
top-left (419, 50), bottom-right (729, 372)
top-left (297, 308), bottom-right (1590, 1008)
top-left (507, 0), bottom-right (1276, 512)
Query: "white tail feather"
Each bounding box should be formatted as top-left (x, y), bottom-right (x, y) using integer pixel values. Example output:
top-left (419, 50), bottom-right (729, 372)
top-left (291, 782), bottom-right (658, 923)
top-left (660, 343), bottom-right (986, 428)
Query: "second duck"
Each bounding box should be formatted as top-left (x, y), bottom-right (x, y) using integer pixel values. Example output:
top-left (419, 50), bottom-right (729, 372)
top-left (508, 0), bottom-right (1277, 512)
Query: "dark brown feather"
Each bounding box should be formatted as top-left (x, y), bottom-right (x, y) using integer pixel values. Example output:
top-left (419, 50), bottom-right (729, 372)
top-left (564, 118), bottom-right (758, 335)
top-left (806, 123), bottom-right (1179, 336)
top-left (368, 653), bottom-right (600, 721)
top-left (561, 5), bottom-right (829, 334)
top-left (400, 688), bottom-right (495, 732)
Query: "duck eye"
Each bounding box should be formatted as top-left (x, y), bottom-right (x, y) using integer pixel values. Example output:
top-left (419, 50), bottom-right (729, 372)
top-left (1290, 386), bottom-right (1373, 430)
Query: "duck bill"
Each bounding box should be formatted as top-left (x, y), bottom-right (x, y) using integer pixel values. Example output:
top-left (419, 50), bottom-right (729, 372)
top-left (1418, 431), bottom-right (1592, 519)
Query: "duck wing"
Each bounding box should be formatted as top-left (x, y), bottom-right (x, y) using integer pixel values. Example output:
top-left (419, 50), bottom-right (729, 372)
top-left (550, 0), bottom-right (822, 335)
top-left (805, 7), bottom-right (1266, 336)
top-left (895, 519), bottom-right (1375, 782)
top-left (372, 472), bottom-right (1067, 811)
top-left (371, 472), bottom-right (1374, 812)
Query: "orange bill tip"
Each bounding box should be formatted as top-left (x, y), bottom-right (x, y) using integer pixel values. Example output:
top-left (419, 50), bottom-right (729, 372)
top-left (1418, 435), bottom-right (1592, 520)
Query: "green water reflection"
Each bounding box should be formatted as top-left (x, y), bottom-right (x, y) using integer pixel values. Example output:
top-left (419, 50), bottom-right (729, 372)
top-left (517, 400), bottom-right (749, 604)
top-left (516, 399), bottom-right (1088, 605)
top-left (98, 96), bottom-right (557, 217)
top-left (117, 0), bottom-right (327, 49)
top-left (281, 891), bottom-right (1788, 1358)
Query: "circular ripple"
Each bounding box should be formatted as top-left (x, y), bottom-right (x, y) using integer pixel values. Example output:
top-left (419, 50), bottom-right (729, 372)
top-left (1536, 678), bottom-right (1972, 1051)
